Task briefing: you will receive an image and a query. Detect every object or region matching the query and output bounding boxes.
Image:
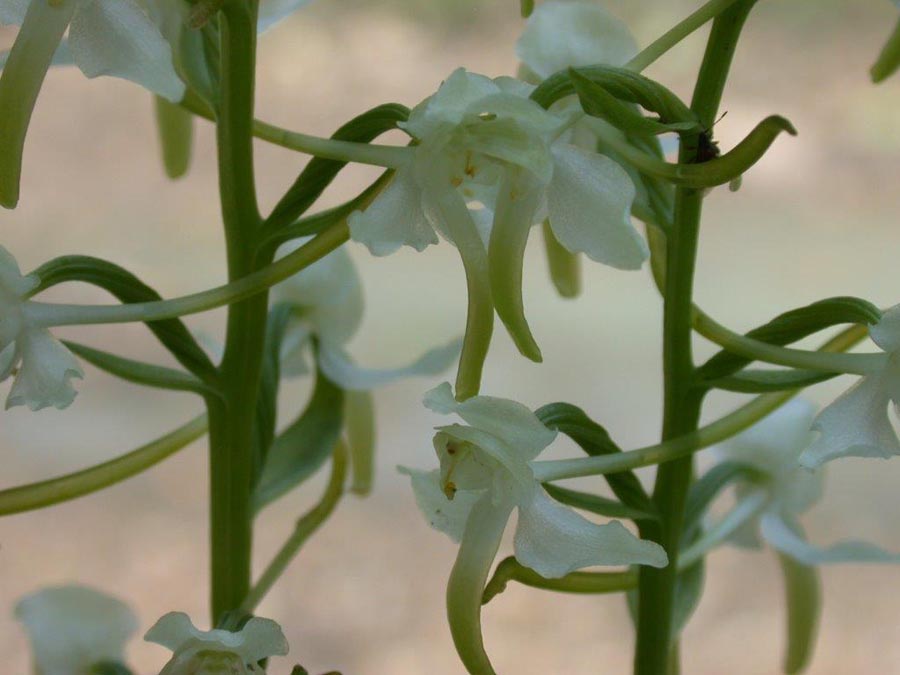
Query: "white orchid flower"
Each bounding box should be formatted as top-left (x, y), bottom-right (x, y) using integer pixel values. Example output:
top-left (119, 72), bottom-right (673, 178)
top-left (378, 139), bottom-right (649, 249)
top-left (145, 611), bottom-right (289, 674)
top-left (798, 305), bottom-right (900, 468)
top-left (271, 238), bottom-right (461, 390)
top-left (15, 585), bottom-right (138, 675)
top-left (0, 246), bottom-right (82, 410)
top-left (402, 382), bottom-right (666, 674)
top-left (349, 69), bottom-right (646, 396)
top-left (712, 399), bottom-right (900, 566)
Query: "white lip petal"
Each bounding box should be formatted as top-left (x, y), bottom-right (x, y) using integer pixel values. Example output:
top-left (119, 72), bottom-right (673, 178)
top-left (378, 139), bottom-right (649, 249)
top-left (6, 327), bottom-right (83, 411)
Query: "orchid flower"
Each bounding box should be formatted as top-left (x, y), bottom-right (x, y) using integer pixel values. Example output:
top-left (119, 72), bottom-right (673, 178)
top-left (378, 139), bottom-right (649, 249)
top-left (710, 399), bottom-right (900, 567)
top-left (349, 68), bottom-right (647, 397)
top-left (145, 611), bottom-right (289, 674)
top-left (798, 304), bottom-right (900, 468)
top-left (15, 585), bottom-right (138, 675)
top-left (0, 246), bottom-right (82, 411)
top-left (402, 382), bottom-right (666, 674)
top-left (271, 238), bottom-right (461, 390)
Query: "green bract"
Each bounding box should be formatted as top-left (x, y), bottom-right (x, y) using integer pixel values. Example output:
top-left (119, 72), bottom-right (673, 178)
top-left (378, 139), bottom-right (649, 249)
top-left (0, 246), bottom-right (82, 410)
top-left (145, 612), bottom-right (289, 675)
top-left (15, 585), bottom-right (138, 675)
top-left (713, 399), bottom-right (900, 566)
top-left (800, 304), bottom-right (900, 468)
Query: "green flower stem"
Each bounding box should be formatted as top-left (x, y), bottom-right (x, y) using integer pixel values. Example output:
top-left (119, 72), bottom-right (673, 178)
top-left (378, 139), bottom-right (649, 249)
top-left (26, 222), bottom-right (348, 327)
top-left (0, 415), bottom-right (207, 516)
top-left (678, 489), bottom-right (768, 568)
top-left (693, 311), bottom-right (883, 375)
top-left (625, 0), bottom-right (745, 73)
top-left (531, 322), bottom-right (867, 484)
top-left (635, 4), bottom-right (757, 672)
top-left (240, 442), bottom-right (348, 613)
top-left (482, 556), bottom-right (637, 604)
top-left (181, 94), bottom-right (410, 169)
top-left (208, 0), bottom-right (265, 621)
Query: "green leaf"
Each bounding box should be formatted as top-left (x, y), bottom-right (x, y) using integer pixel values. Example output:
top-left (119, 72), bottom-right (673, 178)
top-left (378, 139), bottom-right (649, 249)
top-left (154, 95), bottom-right (194, 179)
top-left (568, 69), bottom-right (700, 136)
top-left (697, 297), bottom-right (881, 384)
top-left (64, 340), bottom-right (210, 396)
top-left (253, 366), bottom-right (344, 512)
top-left (31, 256), bottom-right (218, 385)
top-left (872, 18), bottom-right (900, 83)
top-left (264, 103), bottom-right (409, 233)
top-left (709, 368), bottom-right (835, 394)
top-left (683, 461), bottom-right (763, 537)
top-left (535, 403), bottom-right (657, 518)
top-left (532, 65), bottom-right (698, 129)
top-left (778, 554), bottom-right (821, 674)
top-left (543, 483), bottom-right (658, 523)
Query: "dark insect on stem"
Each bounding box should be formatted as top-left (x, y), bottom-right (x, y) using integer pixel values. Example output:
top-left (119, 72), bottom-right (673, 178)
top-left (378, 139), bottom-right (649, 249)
top-left (694, 111), bottom-right (728, 163)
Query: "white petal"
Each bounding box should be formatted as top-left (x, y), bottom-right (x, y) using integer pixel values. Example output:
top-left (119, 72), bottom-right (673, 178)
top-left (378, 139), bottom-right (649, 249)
top-left (0, 342), bottom-right (17, 379)
top-left (144, 611), bottom-right (198, 652)
top-left (869, 303), bottom-right (900, 353)
top-left (403, 68), bottom-right (500, 140)
top-left (423, 382), bottom-right (556, 461)
top-left (232, 617), bottom-right (289, 663)
top-left (513, 487), bottom-right (667, 578)
top-left (7, 328), bottom-right (82, 410)
top-left (317, 338), bottom-right (461, 390)
top-left (348, 167), bottom-right (437, 256)
top-left (760, 513), bottom-right (900, 566)
top-left (799, 373), bottom-right (900, 468)
top-left (547, 144), bottom-right (647, 269)
top-left (516, 0), bottom-right (638, 80)
top-left (257, 0), bottom-right (313, 32)
top-left (68, 0), bottom-right (185, 101)
top-left (16, 585), bottom-right (137, 673)
top-left (145, 612), bottom-right (288, 664)
top-left (400, 467), bottom-right (480, 542)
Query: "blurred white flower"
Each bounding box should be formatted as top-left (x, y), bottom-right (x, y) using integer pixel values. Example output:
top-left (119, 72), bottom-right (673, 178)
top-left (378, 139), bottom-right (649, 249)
top-left (799, 304), bottom-right (900, 468)
top-left (0, 246), bottom-right (82, 410)
top-left (713, 399), bottom-right (900, 566)
top-left (15, 584), bottom-right (137, 675)
top-left (144, 611), bottom-right (289, 675)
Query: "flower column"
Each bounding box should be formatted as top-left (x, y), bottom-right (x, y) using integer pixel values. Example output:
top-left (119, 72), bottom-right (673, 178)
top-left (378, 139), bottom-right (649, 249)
top-left (634, 2), bottom-right (758, 673)
top-left (208, 0), bottom-right (270, 621)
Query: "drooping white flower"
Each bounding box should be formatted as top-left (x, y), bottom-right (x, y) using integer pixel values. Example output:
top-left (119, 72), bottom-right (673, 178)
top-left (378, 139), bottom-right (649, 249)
top-left (15, 584), bottom-right (138, 675)
top-left (516, 0), bottom-right (638, 83)
top-left (349, 69), bottom-right (646, 393)
top-left (145, 611), bottom-right (289, 675)
top-left (271, 238), bottom-right (461, 390)
top-left (713, 399), bottom-right (900, 566)
top-left (799, 304), bottom-right (900, 468)
top-left (0, 246), bottom-right (82, 410)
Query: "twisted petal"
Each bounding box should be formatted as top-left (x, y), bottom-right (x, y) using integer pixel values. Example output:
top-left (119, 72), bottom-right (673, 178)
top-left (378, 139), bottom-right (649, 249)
top-left (16, 585), bottom-right (137, 674)
top-left (513, 486), bottom-right (667, 578)
top-left (400, 467), bottom-right (481, 542)
top-left (317, 337), bottom-right (461, 390)
top-left (799, 373), bottom-right (900, 468)
top-left (516, 0), bottom-right (638, 80)
top-left (424, 381), bottom-right (556, 460)
top-left (546, 144), bottom-right (647, 270)
top-left (760, 513), bottom-right (900, 566)
top-left (349, 167), bottom-right (437, 256)
top-left (7, 328), bottom-right (83, 410)
top-left (68, 0), bottom-right (185, 101)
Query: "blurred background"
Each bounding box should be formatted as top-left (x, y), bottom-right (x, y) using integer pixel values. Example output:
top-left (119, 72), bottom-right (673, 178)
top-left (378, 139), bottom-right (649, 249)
top-left (3, 0), bottom-right (900, 672)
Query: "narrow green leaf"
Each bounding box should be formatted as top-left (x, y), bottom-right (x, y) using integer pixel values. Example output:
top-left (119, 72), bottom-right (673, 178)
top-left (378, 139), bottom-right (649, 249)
top-left (778, 554), bottom-right (821, 674)
top-left (535, 403), bottom-right (657, 518)
top-left (264, 103), bottom-right (409, 233)
top-left (541, 220), bottom-right (581, 298)
top-left (253, 367), bottom-right (344, 512)
top-left (31, 255), bottom-right (218, 385)
top-left (697, 297), bottom-right (881, 383)
top-left (154, 95), bottom-right (194, 179)
top-left (345, 389), bottom-right (376, 495)
top-left (709, 368), bottom-right (835, 394)
top-left (683, 461), bottom-right (763, 536)
top-left (569, 68), bottom-right (700, 136)
top-left (872, 18), bottom-right (900, 83)
top-left (64, 340), bottom-right (210, 396)
top-left (543, 483), bottom-right (658, 522)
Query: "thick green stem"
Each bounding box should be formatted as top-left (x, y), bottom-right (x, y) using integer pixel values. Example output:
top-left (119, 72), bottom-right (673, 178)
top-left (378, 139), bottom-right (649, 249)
top-left (635, 4), bottom-right (756, 673)
top-left (208, 0), bottom-right (267, 622)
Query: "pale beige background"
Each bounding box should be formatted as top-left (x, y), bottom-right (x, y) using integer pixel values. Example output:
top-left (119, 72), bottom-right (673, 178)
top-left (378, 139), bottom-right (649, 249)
top-left (2, 1), bottom-right (900, 673)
